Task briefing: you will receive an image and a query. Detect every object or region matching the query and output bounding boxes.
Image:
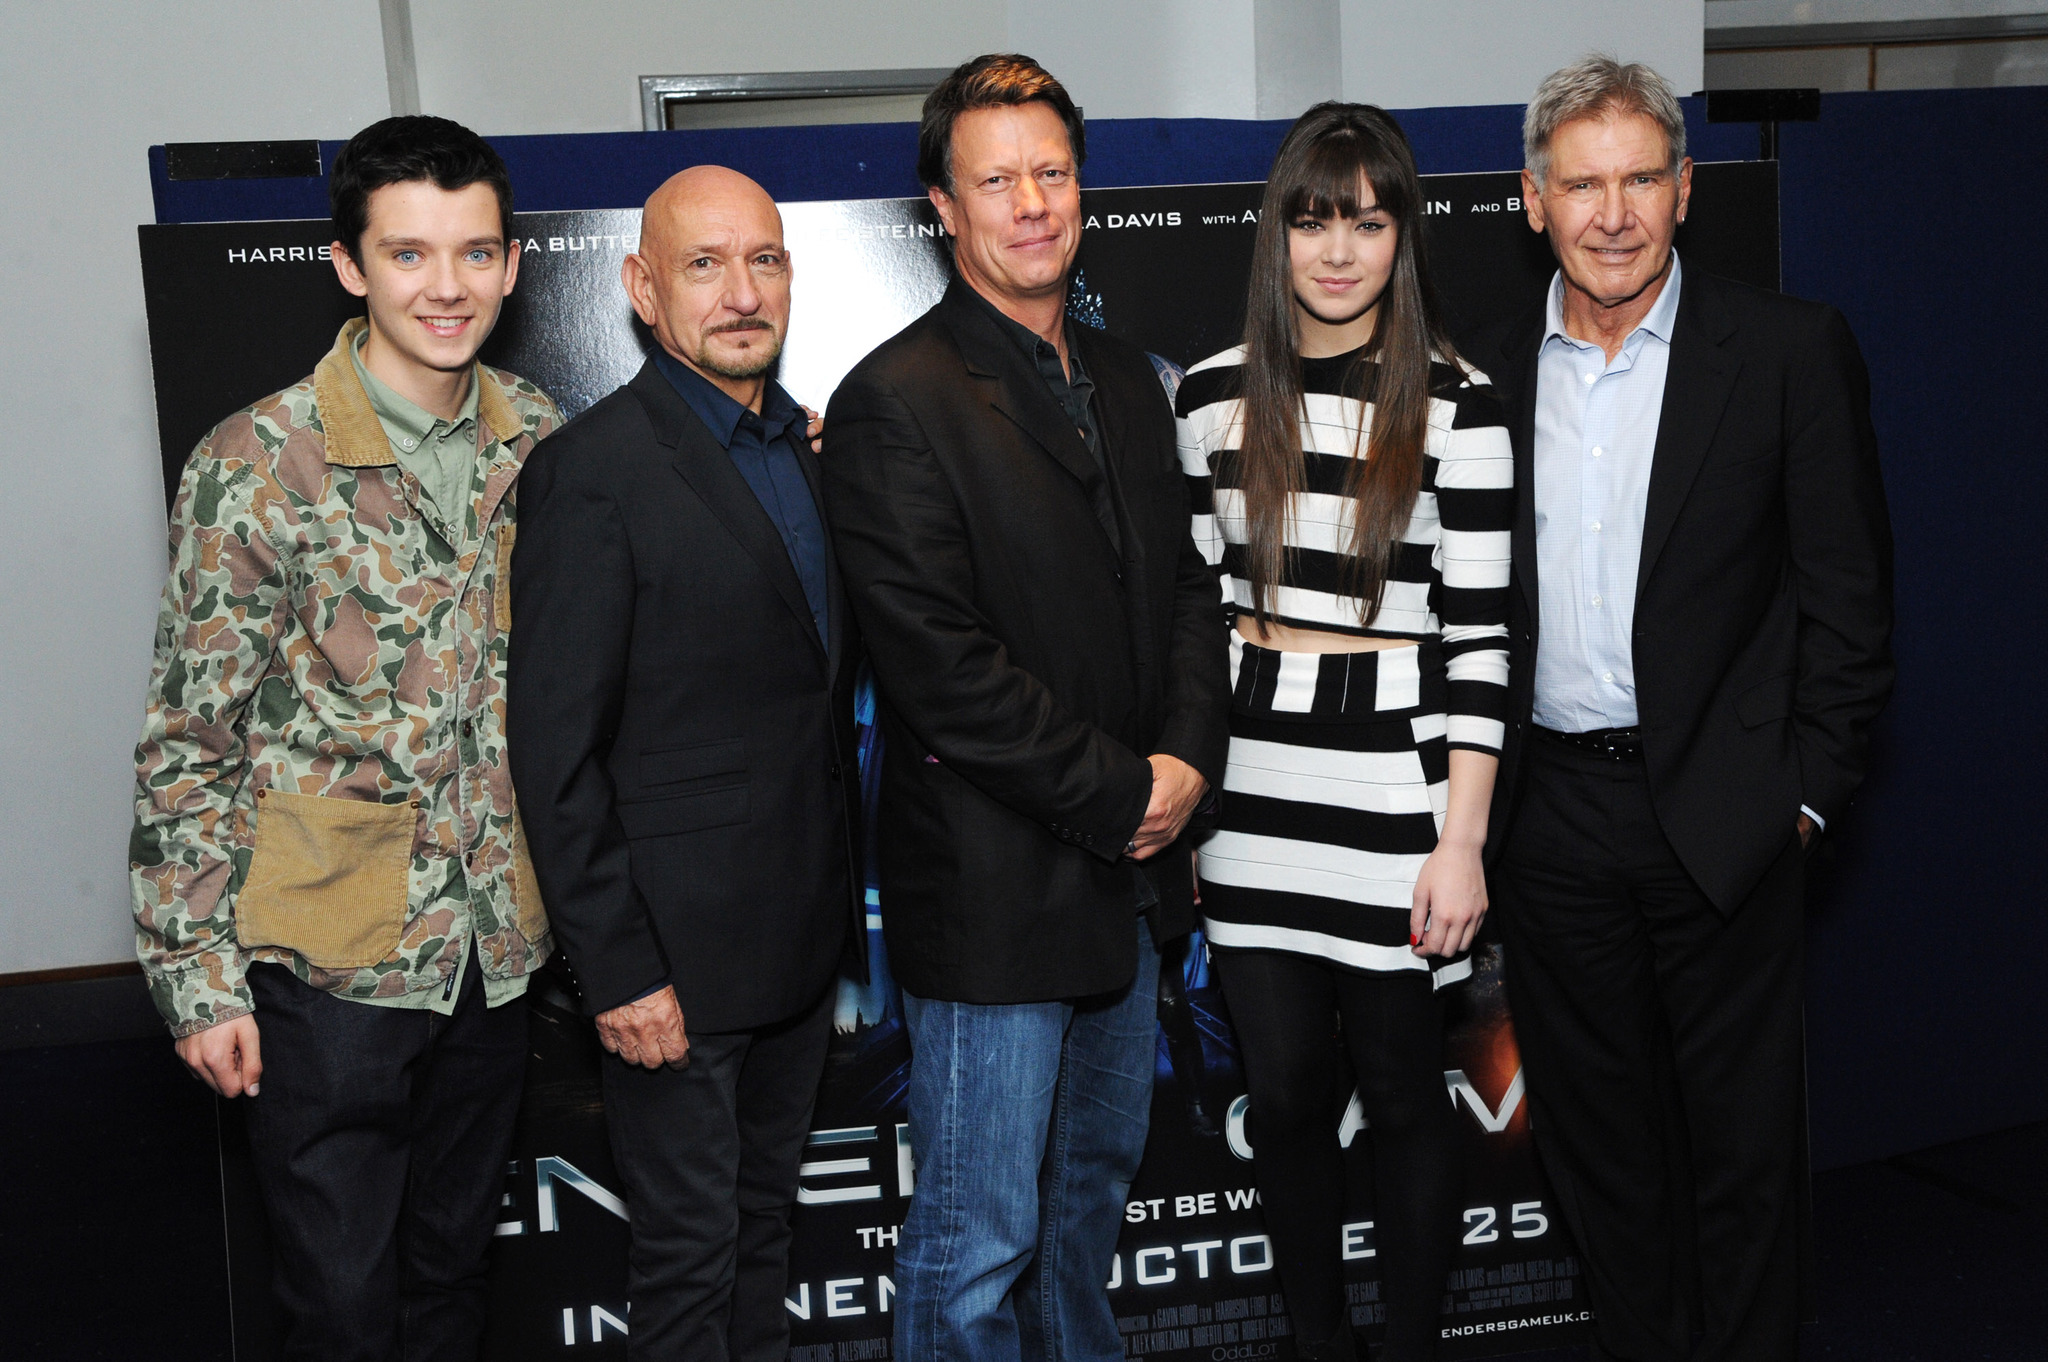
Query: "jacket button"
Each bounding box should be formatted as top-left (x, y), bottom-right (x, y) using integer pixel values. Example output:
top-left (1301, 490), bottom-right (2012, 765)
top-left (827, 763), bottom-right (842, 781)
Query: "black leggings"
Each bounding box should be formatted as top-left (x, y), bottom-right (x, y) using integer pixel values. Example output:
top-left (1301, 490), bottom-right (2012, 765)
top-left (1215, 950), bottom-right (1463, 1361)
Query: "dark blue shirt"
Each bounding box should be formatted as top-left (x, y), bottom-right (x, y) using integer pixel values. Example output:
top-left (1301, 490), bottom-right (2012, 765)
top-left (654, 351), bottom-right (831, 645)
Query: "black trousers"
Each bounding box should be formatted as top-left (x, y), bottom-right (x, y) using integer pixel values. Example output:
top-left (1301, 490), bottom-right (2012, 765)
top-left (1494, 732), bottom-right (1806, 1362)
top-left (601, 984), bottom-right (835, 1362)
top-left (243, 952), bottom-right (528, 1362)
top-left (1213, 950), bottom-right (1463, 1361)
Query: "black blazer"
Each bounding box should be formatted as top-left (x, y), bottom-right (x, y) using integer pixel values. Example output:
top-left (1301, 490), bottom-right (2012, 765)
top-left (1468, 269), bottom-right (1893, 911)
top-left (821, 280), bottom-right (1229, 1004)
top-left (508, 360), bottom-right (863, 1030)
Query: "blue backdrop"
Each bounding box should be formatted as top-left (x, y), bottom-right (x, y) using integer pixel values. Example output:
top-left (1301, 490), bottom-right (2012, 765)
top-left (151, 87), bottom-right (2048, 1170)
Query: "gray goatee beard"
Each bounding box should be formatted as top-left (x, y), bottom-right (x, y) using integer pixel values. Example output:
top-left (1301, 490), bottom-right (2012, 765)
top-left (694, 323), bottom-right (782, 380)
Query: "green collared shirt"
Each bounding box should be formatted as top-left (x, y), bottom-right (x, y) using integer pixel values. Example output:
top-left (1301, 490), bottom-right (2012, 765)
top-left (351, 330), bottom-right (485, 550)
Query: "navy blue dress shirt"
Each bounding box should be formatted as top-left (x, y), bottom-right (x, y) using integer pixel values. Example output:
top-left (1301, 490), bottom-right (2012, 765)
top-left (654, 351), bottom-right (831, 646)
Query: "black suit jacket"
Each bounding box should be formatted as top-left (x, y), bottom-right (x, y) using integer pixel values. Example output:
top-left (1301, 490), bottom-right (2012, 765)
top-left (821, 280), bottom-right (1230, 1004)
top-left (508, 360), bottom-right (863, 1030)
top-left (1469, 269), bottom-right (1894, 910)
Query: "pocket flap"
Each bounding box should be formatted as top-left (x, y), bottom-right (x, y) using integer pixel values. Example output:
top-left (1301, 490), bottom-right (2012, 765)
top-left (640, 738), bottom-right (746, 788)
top-left (1735, 672), bottom-right (1794, 728)
top-left (617, 786), bottom-right (750, 839)
top-left (235, 789), bottom-right (414, 970)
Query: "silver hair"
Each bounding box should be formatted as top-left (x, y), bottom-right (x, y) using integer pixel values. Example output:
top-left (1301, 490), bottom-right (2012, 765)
top-left (1523, 54), bottom-right (1686, 188)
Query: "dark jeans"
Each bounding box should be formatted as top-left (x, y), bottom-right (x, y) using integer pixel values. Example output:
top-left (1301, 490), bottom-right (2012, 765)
top-left (243, 952), bottom-right (528, 1362)
top-left (1213, 950), bottom-right (1462, 1361)
top-left (894, 916), bottom-right (1160, 1362)
top-left (600, 985), bottom-right (834, 1362)
top-left (1495, 731), bottom-right (1807, 1362)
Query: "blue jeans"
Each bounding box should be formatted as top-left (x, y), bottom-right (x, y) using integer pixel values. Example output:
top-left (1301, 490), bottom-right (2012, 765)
top-left (895, 915), bottom-right (1160, 1362)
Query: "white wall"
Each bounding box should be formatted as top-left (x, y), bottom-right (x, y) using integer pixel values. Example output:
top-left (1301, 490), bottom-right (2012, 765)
top-left (1256, 0), bottom-right (1345, 119)
top-left (3, 0), bottom-right (1706, 974)
top-left (0, 1), bottom-right (390, 976)
top-left (1008, 0), bottom-right (1261, 119)
top-left (409, 0), bottom-right (1007, 135)
top-left (1341, 0), bottom-right (1705, 109)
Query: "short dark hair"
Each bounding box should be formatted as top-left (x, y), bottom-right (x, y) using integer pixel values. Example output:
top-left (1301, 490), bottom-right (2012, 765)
top-left (329, 115), bottom-right (514, 262)
top-left (916, 54), bottom-right (1085, 196)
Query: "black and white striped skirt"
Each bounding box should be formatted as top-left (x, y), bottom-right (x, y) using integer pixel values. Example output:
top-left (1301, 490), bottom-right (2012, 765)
top-left (1196, 634), bottom-right (1472, 988)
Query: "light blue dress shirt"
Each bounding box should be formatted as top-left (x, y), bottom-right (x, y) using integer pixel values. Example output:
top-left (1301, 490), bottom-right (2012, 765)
top-left (1530, 252), bottom-right (1683, 734)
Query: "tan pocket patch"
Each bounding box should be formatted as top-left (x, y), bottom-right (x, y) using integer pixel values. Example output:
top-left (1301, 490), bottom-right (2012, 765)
top-left (510, 810), bottom-right (550, 943)
top-left (494, 524), bottom-right (516, 632)
top-left (236, 789), bottom-right (414, 970)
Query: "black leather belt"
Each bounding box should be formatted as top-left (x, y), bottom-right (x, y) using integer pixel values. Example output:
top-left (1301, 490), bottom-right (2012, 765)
top-left (1536, 725), bottom-right (1644, 760)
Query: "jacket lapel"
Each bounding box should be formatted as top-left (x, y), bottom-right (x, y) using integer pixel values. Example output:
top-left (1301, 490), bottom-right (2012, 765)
top-left (629, 362), bottom-right (825, 662)
top-left (1495, 309), bottom-right (1546, 634)
top-left (1637, 281), bottom-right (1741, 603)
top-left (790, 429), bottom-right (847, 677)
top-left (938, 282), bottom-right (1120, 554)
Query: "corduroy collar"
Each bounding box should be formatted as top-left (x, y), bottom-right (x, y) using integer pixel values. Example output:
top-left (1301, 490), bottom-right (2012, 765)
top-left (311, 317), bottom-right (522, 466)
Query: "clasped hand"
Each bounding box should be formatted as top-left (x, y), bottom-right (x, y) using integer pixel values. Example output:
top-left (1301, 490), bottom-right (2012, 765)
top-left (1411, 836), bottom-right (1487, 958)
top-left (1126, 754), bottom-right (1207, 861)
top-left (596, 984), bottom-right (691, 1070)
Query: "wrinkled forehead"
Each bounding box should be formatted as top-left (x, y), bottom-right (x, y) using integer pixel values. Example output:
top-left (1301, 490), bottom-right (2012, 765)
top-left (1544, 109), bottom-right (1679, 177)
top-left (646, 190), bottom-right (785, 259)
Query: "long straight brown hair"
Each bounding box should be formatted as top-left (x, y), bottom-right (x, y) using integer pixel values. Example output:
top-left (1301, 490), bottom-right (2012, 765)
top-left (1233, 102), bottom-right (1459, 625)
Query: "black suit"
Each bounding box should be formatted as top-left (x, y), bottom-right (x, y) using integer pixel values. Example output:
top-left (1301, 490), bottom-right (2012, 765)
top-left (509, 359), bottom-right (862, 1362)
top-left (820, 280), bottom-right (1229, 1005)
top-left (1468, 270), bottom-right (1892, 1362)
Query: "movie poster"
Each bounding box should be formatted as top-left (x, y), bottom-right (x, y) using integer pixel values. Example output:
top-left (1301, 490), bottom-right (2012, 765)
top-left (140, 163), bottom-right (1777, 1361)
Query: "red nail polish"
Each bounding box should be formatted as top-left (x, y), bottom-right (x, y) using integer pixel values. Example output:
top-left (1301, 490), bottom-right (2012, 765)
top-left (1410, 933), bottom-right (1420, 946)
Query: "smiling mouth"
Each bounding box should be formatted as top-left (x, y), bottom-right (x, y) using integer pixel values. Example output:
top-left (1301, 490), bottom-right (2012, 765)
top-left (419, 316), bottom-right (471, 336)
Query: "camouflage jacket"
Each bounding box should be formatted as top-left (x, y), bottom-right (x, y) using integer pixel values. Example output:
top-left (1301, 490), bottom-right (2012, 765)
top-left (131, 319), bottom-right (562, 1036)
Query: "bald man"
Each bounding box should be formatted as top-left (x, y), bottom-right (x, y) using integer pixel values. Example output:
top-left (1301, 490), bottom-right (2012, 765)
top-left (509, 166), bottom-right (864, 1362)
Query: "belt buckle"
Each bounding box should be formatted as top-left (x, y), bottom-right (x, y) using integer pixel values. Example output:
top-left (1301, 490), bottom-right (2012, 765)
top-left (1595, 727), bottom-right (1641, 760)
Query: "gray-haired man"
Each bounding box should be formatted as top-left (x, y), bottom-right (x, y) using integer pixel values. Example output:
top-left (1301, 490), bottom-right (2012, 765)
top-left (1468, 56), bottom-right (1892, 1362)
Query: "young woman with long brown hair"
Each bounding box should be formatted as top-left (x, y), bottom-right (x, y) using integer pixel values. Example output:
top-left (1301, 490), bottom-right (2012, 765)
top-left (1175, 104), bottom-right (1513, 1360)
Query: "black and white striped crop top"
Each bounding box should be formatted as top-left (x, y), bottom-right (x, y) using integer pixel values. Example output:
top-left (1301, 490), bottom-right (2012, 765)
top-left (1174, 345), bottom-right (1515, 755)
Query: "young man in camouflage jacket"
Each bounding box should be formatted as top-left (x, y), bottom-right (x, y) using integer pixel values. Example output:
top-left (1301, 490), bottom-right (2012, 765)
top-left (129, 116), bottom-right (560, 1359)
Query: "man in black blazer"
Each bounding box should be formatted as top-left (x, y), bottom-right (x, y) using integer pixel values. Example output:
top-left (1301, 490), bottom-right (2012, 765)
top-left (1466, 59), bottom-right (1892, 1362)
top-left (820, 56), bottom-right (1227, 1362)
top-left (509, 166), bottom-right (862, 1362)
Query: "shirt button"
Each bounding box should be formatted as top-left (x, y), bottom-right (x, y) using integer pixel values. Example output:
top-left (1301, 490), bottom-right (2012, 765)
top-left (401, 437), bottom-right (417, 449)
top-left (1590, 520), bottom-right (1602, 532)
top-left (1602, 671), bottom-right (1615, 683)
top-left (1583, 372), bottom-right (1597, 385)
top-left (1591, 446), bottom-right (1604, 458)
top-left (1591, 594), bottom-right (1604, 608)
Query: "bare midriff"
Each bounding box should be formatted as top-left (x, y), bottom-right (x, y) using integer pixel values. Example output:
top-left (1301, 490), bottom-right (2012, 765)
top-left (1235, 617), bottom-right (1418, 654)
